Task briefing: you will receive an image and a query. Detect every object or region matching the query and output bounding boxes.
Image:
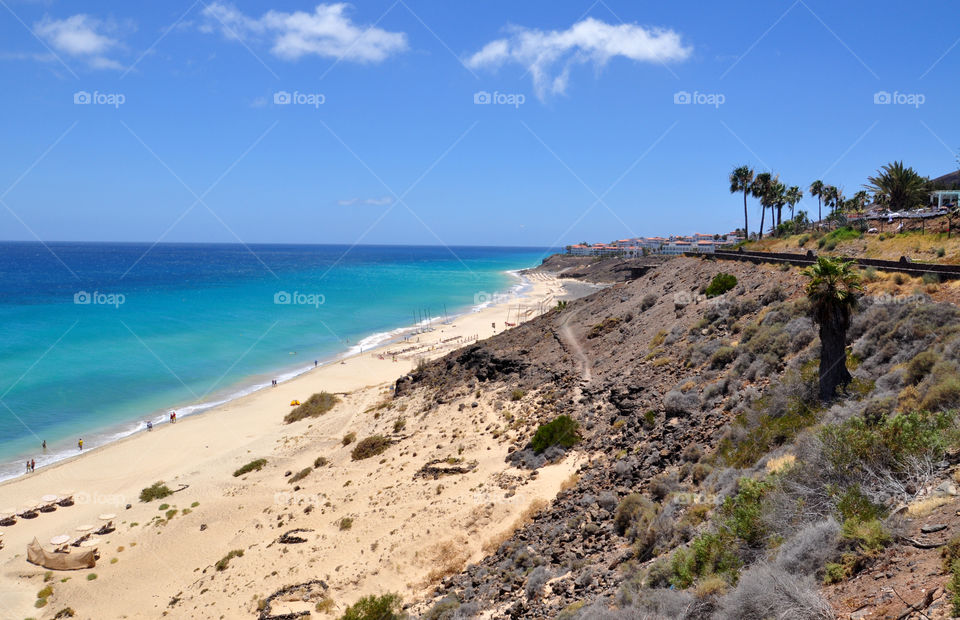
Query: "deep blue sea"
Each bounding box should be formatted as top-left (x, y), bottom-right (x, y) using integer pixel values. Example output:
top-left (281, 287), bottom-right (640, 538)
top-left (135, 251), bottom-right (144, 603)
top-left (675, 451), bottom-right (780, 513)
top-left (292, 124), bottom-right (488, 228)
top-left (0, 242), bottom-right (548, 480)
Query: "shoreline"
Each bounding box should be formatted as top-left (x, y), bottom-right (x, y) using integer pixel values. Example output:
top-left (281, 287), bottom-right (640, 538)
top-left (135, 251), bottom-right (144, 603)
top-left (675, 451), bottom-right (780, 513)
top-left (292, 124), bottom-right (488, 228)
top-left (0, 269), bottom-right (534, 484)
top-left (0, 269), bottom-right (573, 619)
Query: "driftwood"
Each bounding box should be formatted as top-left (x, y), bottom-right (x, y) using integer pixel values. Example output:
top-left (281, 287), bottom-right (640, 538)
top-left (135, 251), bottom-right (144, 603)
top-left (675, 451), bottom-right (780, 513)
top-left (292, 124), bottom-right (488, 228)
top-left (894, 586), bottom-right (936, 620)
top-left (414, 459), bottom-right (479, 479)
top-left (258, 579), bottom-right (328, 620)
top-left (277, 528), bottom-right (313, 544)
top-left (899, 535), bottom-right (947, 549)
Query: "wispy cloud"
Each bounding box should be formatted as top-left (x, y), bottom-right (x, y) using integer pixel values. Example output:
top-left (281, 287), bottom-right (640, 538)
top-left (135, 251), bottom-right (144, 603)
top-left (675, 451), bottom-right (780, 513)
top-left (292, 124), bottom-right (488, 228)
top-left (467, 17), bottom-right (691, 99)
top-left (33, 14), bottom-right (128, 70)
top-left (338, 196), bottom-right (393, 207)
top-left (200, 2), bottom-right (408, 63)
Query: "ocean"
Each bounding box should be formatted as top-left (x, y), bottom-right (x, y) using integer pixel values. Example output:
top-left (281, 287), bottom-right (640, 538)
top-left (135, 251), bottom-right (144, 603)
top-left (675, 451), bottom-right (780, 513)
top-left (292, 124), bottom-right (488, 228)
top-left (0, 242), bottom-right (548, 481)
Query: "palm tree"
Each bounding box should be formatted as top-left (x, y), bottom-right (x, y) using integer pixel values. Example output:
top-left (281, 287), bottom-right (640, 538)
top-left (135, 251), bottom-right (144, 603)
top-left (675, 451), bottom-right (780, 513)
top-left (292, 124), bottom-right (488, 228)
top-left (810, 180), bottom-right (825, 228)
top-left (864, 161), bottom-right (928, 212)
top-left (729, 165), bottom-right (754, 241)
top-left (771, 181), bottom-right (787, 233)
top-left (785, 186), bottom-right (803, 222)
top-left (823, 185), bottom-right (843, 219)
top-left (802, 257), bottom-right (862, 401)
top-left (751, 172), bottom-right (776, 239)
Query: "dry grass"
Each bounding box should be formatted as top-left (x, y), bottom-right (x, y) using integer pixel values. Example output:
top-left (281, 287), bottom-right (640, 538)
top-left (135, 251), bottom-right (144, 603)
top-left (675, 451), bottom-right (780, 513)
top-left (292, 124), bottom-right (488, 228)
top-left (559, 472), bottom-right (579, 493)
top-left (481, 498), bottom-right (549, 555)
top-left (766, 454), bottom-right (796, 474)
top-left (907, 495), bottom-right (953, 516)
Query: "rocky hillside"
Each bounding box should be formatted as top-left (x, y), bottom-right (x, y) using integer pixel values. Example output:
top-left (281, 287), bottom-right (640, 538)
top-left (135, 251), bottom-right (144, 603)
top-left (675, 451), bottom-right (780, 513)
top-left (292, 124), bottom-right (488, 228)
top-left (399, 254), bottom-right (960, 619)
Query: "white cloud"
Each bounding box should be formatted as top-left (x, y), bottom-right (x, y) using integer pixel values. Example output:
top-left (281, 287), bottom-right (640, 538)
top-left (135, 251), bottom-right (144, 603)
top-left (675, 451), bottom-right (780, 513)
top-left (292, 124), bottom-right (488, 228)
top-left (467, 17), bottom-right (691, 99)
top-left (338, 197), bottom-right (393, 207)
top-left (33, 14), bottom-right (126, 70)
top-left (200, 2), bottom-right (407, 63)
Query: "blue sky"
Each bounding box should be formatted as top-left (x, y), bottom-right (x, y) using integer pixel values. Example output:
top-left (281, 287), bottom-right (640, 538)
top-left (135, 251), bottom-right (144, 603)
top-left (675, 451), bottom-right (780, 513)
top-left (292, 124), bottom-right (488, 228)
top-left (0, 0), bottom-right (958, 246)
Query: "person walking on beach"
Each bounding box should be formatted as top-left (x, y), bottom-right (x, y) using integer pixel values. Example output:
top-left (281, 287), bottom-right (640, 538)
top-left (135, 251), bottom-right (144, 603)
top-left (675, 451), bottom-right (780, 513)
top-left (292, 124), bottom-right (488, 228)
top-left (26, 460), bottom-right (30, 473)
top-left (170, 411), bottom-right (176, 424)
top-left (30, 459), bottom-right (35, 472)
top-left (78, 438), bottom-right (83, 450)
top-left (42, 440), bottom-right (46, 450)
top-left (146, 420), bottom-right (153, 431)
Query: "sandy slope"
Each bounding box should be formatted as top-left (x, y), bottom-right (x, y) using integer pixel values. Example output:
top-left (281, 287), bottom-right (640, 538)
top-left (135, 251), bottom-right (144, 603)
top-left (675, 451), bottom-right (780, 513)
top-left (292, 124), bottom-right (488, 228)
top-left (0, 272), bottom-right (581, 619)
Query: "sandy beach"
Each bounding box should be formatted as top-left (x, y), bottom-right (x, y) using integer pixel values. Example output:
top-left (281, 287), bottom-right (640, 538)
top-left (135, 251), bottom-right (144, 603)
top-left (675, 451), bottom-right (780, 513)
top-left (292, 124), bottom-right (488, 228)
top-left (0, 271), bottom-right (582, 619)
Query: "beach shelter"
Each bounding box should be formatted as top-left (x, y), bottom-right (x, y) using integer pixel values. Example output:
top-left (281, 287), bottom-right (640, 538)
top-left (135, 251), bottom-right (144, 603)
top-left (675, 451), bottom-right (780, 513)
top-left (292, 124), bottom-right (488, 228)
top-left (26, 538), bottom-right (96, 570)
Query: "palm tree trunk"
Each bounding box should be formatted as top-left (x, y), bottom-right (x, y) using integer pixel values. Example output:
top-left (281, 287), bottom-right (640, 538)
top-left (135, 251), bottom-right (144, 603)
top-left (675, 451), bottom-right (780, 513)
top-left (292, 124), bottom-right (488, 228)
top-left (759, 204), bottom-right (766, 239)
top-left (818, 313), bottom-right (852, 401)
top-left (817, 198), bottom-right (822, 230)
top-left (743, 192), bottom-right (748, 239)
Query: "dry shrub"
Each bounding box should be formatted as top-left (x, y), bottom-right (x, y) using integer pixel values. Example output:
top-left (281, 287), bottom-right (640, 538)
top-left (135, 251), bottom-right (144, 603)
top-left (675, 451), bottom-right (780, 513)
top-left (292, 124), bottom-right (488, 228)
top-left (560, 472), bottom-right (580, 493)
top-left (423, 539), bottom-right (470, 584)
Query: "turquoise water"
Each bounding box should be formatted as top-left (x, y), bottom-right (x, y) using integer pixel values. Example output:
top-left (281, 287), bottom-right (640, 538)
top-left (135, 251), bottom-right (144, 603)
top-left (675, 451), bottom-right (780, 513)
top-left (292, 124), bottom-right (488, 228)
top-left (0, 243), bottom-right (548, 480)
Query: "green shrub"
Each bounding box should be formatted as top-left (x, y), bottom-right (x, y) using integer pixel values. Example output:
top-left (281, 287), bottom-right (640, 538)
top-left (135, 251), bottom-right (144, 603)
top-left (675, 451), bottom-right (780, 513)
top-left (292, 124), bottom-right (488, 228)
top-left (836, 486), bottom-right (883, 522)
top-left (86, 573), bottom-right (97, 581)
top-left (719, 478), bottom-right (769, 547)
top-left (950, 560), bottom-right (960, 616)
top-left (139, 481), bottom-right (173, 503)
top-left (705, 273), bottom-right (737, 298)
top-left (37, 586), bottom-right (53, 599)
top-left (710, 346), bottom-right (737, 369)
top-left (669, 532), bottom-right (741, 589)
top-left (509, 388), bottom-right (525, 401)
top-left (921, 377), bottom-right (960, 411)
top-left (798, 234), bottom-right (810, 247)
top-left (338, 517), bottom-right (354, 531)
top-left (938, 247), bottom-right (947, 258)
top-left (340, 593), bottom-right (404, 620)
top-left (530, 415), bottom-right (581, 454)
top-left (393, 417), bottom-right (406, 433)
top-left (941, 534), bottom-right (960, 571)
top-left (285, 392), bottom-right (340, 424)
top-left (923, 272), bottom-right (941, 285)
top-left (233, 458), bottom-right (267, 477)
top-left (823, 240), bottom-right (837, 251)
top-left (906, 350), bottom-right (938, 385)
top-left (342, 432), bottom-right (356, 446)
top-left (351, 435), bottom-right (392, 461)
top-left (215, 549), bottom-right (243, 571)
top-left (822, 562), bottom-right (845, 584)
top-left (314, 456), bottom-right (329, 468)
top-left (289, 468), bottom-right (311, 484)
top-left (841, 518), bottom-right (891, 553)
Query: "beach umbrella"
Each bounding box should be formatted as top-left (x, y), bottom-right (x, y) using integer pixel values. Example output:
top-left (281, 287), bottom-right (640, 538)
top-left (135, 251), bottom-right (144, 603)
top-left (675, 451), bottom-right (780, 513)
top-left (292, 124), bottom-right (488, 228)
top-left (79, 538), bottom-right (100, 547)
top-left (41, 494), bottom-right (58, 503)
top-left (98, 513), bottom-right (116, 520)
top-left (75, 524), bottom-right (93, 532)
top-left (24, 499), bottom-right (40, 508)
top-left (50, 534), bottom-right (70, 545)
